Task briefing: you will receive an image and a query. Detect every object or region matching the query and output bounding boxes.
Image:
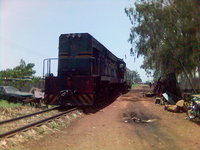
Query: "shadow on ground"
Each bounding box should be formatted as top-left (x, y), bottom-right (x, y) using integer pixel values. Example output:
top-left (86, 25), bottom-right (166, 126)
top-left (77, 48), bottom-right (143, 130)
top-left (80, 90), bottom-right (128, 114)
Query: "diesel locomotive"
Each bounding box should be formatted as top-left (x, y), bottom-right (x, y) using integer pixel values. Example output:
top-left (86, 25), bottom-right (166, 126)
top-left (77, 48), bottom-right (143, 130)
top-left (44, 33), bottom-right (134, 106)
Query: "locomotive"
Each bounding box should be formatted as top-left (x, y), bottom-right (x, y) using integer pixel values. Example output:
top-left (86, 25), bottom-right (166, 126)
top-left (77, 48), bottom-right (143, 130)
top-left (44, 33), bottom-right (134, 106)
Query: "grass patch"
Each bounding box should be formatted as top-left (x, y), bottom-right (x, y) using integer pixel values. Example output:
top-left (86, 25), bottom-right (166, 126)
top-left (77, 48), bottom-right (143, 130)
top-left (39, 128), bottom-right (46, 134)
top-left (27, 136), bottom-right (34, 140)
top-left (132, 84), bottom-right (139, 88)
top-left (0, 99), bottom-right (22, 107)
top-left (50, 122), bottom-right (58, 129)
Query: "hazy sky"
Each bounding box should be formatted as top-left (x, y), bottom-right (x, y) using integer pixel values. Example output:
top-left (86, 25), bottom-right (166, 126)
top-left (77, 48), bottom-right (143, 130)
top-left (0, 0), bottom-right (152, 82)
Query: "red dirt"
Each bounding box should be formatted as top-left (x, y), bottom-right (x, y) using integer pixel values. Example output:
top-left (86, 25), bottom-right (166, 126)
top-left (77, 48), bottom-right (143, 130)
top-left (19, 86), bottom-right (200, 150)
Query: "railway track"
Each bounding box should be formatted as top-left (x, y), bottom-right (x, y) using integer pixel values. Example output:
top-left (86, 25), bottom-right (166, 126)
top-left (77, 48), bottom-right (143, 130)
top-left (0, 107), bottom-right (77, 138)
top-left (0, 106), bottom-right (60, 125)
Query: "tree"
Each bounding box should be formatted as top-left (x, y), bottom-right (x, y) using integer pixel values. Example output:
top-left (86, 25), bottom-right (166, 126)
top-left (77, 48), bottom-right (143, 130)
top-left (132, 70), bottom-right (142, 83)
top-left (0, 59), bottom-right (36, 90)
top-left (0, 59), bottom-right (36, 79)
top-left (13, 59), bottom-right (36, 78)
top-left (125, 0), bottom-right (200, 79)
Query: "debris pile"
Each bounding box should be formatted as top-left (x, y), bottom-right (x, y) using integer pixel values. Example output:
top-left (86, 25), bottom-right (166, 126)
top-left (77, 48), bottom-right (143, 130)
top-left (164, 100), bottom-right (187, 113)
top-left (146, 72), bottom-right (200, 120)
top-left (123, 112), bottom-right (157, 123)
top-left (153, 73), bottom-right (182, 103)
top-left (145, 92), bottom-right (155, 97)
top-left (30, 87), bottom-right (44, 99)
top-left (152, 73), bottom-right (185, 112)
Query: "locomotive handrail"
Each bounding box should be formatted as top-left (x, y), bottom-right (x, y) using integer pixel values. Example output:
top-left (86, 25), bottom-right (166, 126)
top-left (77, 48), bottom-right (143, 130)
top-left (43, 58), bottom-right (58, 78)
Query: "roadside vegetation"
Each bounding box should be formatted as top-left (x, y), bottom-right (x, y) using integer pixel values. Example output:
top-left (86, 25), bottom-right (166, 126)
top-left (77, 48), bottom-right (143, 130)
top-left (132, 83), bottom-right (139, 88)
top-left (0, 59), bottom-right (43, 91)
top-left (0, 99), bottom-right (22, 107)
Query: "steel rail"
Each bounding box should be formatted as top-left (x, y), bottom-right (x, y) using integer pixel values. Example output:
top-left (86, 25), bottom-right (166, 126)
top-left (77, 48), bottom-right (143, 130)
top-left (0, 107), bottom-right (77, 138)
top-left (0, 106), bottom-right (61, 125)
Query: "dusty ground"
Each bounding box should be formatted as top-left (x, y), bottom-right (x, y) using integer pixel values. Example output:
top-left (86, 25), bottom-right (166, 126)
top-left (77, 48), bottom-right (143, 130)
top-left (18, 85), bottom-right (200, 150)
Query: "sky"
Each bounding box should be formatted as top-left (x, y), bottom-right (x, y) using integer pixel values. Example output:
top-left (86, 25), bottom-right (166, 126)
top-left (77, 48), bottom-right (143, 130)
top-left (0, 0), bottom-right (152, 82)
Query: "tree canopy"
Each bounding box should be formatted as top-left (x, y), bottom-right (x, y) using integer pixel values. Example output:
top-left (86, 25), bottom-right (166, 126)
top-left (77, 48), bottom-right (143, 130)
top-left (0, 59), bottom-right (36, 79)
top-left (0, 59), bottom-right (37, 90)
top-left (125, 0), bottom-right (200, 79)
top-left (132, 70), bottom-right (142, 83)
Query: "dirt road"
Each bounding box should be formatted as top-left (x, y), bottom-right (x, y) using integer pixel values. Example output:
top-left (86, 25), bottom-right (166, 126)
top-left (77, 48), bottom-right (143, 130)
top-left (21, 86), bottom-right (200, 150)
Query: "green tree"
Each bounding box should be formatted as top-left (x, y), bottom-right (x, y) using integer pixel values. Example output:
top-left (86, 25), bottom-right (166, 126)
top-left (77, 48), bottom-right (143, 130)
top-left (0, 59), bottom-right (36, 89)
top-left (125, 0), bottom-right (200, 79)
top-left (0, 59), bottom-right (36, 79)
top-left (132, 70), bottom-right (142, 83)
top-left (13, 59), bottom-right (36, 78)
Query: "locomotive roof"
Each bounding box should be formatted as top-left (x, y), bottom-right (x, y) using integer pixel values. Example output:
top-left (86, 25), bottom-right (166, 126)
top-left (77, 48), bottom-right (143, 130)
top-left (59, 33), bottom-right (124, 63)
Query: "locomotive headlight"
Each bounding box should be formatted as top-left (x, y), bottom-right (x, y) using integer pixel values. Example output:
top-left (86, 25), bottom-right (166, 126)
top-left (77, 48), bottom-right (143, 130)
top-left (78, 34), bottom-right (81, 38)
top-left (72, 34), bottom-right (76, 38)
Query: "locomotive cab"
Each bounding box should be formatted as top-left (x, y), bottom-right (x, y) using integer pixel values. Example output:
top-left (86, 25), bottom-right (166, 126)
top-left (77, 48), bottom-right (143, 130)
top-left (58, 34), bottom-right (93, 77)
